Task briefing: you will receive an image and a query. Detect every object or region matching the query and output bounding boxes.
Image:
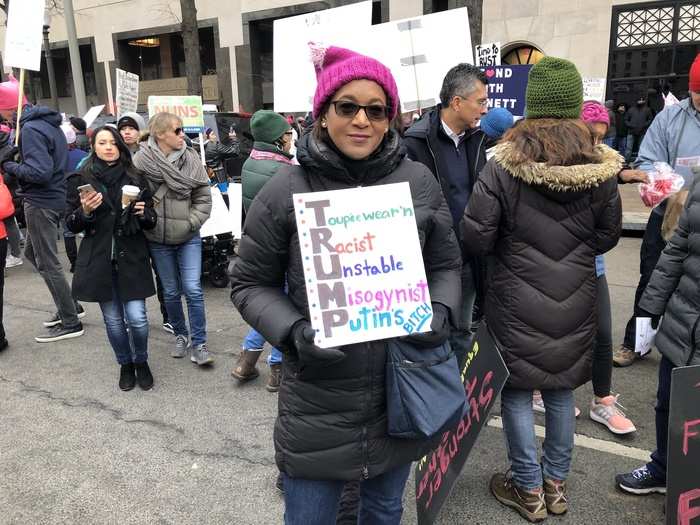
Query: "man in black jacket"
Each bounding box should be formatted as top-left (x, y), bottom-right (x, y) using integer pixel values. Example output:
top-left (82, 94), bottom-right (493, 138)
top-left (404, 63), bottom-right (488, 367)
top-left (624, 96), bottom-right (653, 162)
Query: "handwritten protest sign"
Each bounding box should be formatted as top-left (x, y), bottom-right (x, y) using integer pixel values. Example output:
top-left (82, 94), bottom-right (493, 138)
top-left (666, 365), bottom-right (700, 525)
top-left (415, 323), bottom-right (509, 525)
top-left (116, 68), bottom-right (139, 119)
top-left (293, 182), bottom-right (431, 348)
top-left (481, 65), bottom-right (532, 117)
top-left (583, 77), bottom-right (607, 104)
top-left (475, 42), bottom-right (501, 67)
top-left (82, 105), bottom-right (105, 129)
top-left (3, 0), bottom-right (44, 71)
top-left (147, 96), bottom-right (204, 134)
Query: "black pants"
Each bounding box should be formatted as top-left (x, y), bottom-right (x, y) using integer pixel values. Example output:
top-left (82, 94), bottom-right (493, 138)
top-left (151, 258), bottom-right (169, 324)
top-left (593, 275), bottom-right (612, 397)
top-left (0, 238), bottom-right (6, 341)
top-left (647, 356), bottom-right (674, 482)
top-left (623, 211), bottom-right (666, 349)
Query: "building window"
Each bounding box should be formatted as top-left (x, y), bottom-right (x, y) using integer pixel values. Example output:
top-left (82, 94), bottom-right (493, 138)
top-left (502, 44), bottom-right (545, 65)
top-left (616, 7), bottom-right (675, 48)
top-left (678, 3), bottom-right (700, 42)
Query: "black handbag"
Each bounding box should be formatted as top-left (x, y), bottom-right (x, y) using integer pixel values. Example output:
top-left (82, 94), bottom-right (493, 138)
top-left (385, 339), bottom-right (467, 439)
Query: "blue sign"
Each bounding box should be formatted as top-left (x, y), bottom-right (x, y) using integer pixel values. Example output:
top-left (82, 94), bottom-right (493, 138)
top-left (480, 65), bottom-right (532, 117)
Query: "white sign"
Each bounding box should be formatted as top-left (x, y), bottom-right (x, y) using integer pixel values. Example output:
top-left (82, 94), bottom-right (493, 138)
top-left (229, 183), bottom-right (243, 239)
top-left (635, 317), bottom-right (658, 357)
top-left (200, 187), bottom-right (232, 237)
top-left (3, 0), bottom-right (44, 71)
top-left (273, 2), bottom-right (373, 113)
top-left (82, 105), bottom-right (106, 128)
top-left (115, 68), bottom-right (139, 119)
top-left (583, 77), bottom-right (607, 104)
top-left (664, 91), bottom-right (680, 107)
top-left (294, 182), bottom-right (432, 348)
top-left (475, 42), bottom-right (501, 67)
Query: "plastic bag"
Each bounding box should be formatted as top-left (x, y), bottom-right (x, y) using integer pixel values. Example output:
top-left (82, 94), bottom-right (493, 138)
top-left (639, 162), bottom-right (685, 208)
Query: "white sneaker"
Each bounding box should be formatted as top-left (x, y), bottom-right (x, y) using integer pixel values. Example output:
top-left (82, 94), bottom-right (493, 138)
top-left (5, 255), bottom-right (22, 268)
top-left (532, 391), bottom-right (581, 418)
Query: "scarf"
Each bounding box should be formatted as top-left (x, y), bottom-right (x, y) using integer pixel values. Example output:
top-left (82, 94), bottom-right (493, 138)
top-left (133, 136), bottom-right (209, 198)
top-left (249, 148), bottom-right (295, 165)
top-left (92, 158), bottom-right (126, 209)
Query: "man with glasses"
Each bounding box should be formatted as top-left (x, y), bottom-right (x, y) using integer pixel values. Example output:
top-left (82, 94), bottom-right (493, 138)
top-left (404, 63), bottom-right (489, 367)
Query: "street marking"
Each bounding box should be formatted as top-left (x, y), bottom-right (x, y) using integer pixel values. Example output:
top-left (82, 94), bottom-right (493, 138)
top-left (487, 416), bottom-right (652, 462)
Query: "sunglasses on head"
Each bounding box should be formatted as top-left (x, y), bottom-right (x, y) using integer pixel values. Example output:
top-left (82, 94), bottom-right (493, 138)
top-left (330, 100), bottom-right (389, 121)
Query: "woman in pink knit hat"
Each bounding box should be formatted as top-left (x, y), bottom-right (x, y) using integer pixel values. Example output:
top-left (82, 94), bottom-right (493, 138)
top-left (231, 45), bottom-right (462, 523)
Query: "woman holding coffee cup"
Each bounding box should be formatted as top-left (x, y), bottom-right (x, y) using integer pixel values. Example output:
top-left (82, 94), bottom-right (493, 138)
top-left (66, 126), bottom-right (158, 391)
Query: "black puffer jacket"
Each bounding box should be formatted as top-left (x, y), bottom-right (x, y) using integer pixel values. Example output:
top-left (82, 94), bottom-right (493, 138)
top-left (230, 131), bottom-right (462, 481)
top-left (639, 177), bottom-right (700, 367)
top-left (462, 142), bottom-right (622, 389)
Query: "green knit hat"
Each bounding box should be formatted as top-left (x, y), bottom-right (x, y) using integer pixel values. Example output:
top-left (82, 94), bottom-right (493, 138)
top-left (250, 110), bottom-right (290, 144)
top-left (525, 57), bottom-right (583, 119)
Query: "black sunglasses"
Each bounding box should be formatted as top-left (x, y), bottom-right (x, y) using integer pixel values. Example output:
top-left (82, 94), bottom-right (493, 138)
top-left (173, 127), bottom-right (183, 135)
top-left (330, 100), bottom-right (389, 121)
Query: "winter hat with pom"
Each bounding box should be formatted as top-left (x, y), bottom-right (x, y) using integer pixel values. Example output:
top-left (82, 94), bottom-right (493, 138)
top-left (310, 43), bottom-right (399, 120)
top-left (580, 100), bottom-right (610, 127)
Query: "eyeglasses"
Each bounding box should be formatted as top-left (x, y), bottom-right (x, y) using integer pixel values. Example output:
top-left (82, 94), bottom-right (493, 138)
top-left (457, 96), bottom-right (489, 108)
top-left (173, 127), bottom-right (183, 135)
top-left (330, 100), bottom-right (389, 121)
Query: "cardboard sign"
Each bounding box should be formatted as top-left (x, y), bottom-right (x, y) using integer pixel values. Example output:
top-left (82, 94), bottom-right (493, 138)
top-left (293, 182), bottom-right (431, 348)
top-left (475, 42), bottom-right (501, 67)
top-left (481, 65), bottom-right (532, 117)
top-left (583, 77), bottom-right (607, 104)
top-left (147, 96), bottom-right (204, 133)
top-left (666, 365), bottom-right (700, 525)
top-left (415, 323), bottom-right (509, 525)
top-left (273, 2), bottom-right (373, 112)
top-left (3, 0), bottom-right (44, 71)
top-left (82, 105), bottom-right (106, 129)
top-left (116, 69), bottom-right (139, 119)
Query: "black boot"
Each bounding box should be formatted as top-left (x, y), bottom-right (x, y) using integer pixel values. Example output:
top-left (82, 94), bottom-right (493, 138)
top-left (134, 361), bottom-right (154, 390)
top-left (119, 363), bottom-right (136, 391)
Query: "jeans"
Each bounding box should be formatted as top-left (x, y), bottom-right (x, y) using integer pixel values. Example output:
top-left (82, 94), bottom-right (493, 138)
top-left (623, 211), bottom-right (666, 349)
top-left (450, 262), bottom-right (477, 369)
top-left (3, 216), bottom-right (21, 257)
top-left (243, 328), bottom-right (283, 365)
top-left (615, 136), bottom-right (627, 158)
top-left (646, 356), bottom-right (673, 483)
top-left (99, 270), bottom-right (149, 365)
top-left (23, 202), bottom-right (80, 327)
top-left (603, 136), bottom-right (616, 148)
top-left (283, 463), bottom-right (412, 525)
top-left (0, 238), bottom-right (6, 340)
top-left (593, 275), bottom-right (613, 398)
top-left (149, 234), bottom-right (207, 345)
top-left (501, 388), bottom-right (575, 490)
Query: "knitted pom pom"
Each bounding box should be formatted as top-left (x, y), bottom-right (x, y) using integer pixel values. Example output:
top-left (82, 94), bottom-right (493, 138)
top-left (308, 41), bottom-right (328, 71)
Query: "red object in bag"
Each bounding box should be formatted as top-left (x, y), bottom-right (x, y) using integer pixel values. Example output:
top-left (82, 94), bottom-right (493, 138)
top-left (639, 162), bottom-right (685, 208)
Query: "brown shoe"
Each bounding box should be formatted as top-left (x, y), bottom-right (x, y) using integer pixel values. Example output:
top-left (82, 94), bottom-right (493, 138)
top-left (543, 478), bottom-right (567, 515)
top-left (490, 472), bottom-right (547, 523)
top-left (266, 363), bottom-right (282, 393)
top-left (231, 350), bottom-right (261, 382)
top-left (612, 344), bottom-right (637, 367)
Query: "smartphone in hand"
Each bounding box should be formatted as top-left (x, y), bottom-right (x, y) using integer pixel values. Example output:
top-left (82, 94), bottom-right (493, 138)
top-left (77, 183), bottom-right (96, 195)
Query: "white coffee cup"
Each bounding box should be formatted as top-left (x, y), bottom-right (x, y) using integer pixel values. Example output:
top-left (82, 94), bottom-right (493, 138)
top-left (121, 185), bottom-right (140, 208)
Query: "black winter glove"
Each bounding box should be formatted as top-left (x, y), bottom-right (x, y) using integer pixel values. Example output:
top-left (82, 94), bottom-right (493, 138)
top-left (290, 320), bottom-right (345, 366)
top-left (638, 308), bottom-right (661, 329)
top-left (0, 145), bottom-right (19, 171)
top-left (403, 303), bottom-right (451, 349)
top-left (119, 201), bottom-right (142, 237)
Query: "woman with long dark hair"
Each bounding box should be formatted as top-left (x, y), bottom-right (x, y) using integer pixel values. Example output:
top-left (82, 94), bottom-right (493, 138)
top-left (66, 126), bottom-right (157, 391)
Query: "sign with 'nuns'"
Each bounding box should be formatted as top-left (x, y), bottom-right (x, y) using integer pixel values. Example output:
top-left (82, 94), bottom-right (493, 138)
top-left (293, 182), bottom-right (433, 348)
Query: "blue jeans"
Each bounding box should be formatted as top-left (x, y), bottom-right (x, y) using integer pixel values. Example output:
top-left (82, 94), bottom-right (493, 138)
top-left (99, 270), bottom-right (149, 365)
top-left (500, 388), bottom-right (575, 490)
top-left (283, 463), bottom-right (412, 525)
top-left (603, 136), bottom-right (615, 148)
top-left (243, 328), bottom-right (283, 365)
top-left (149, 234), bottom-right (207, 345)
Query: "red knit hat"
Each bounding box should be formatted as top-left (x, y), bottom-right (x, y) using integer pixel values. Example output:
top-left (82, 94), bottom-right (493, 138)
top-left (309, 42), bottom-right (399, 120)
top-left (0, 75), bottom-right (27, 111)
top-left (690, 53), bottom-right (700, 92)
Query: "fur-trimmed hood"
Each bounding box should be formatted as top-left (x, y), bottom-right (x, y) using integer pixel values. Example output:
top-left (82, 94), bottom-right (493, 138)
top-left (493, 142), bottom-right (623, 192)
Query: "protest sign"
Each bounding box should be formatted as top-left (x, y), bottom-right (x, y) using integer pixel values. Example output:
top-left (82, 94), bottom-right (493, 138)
top-left (3, 0), bottom-right (44, 71)
top-left (666, 365), bottom-right (700, 525)
top-left (116, 68), bottom-right (139, 119)
top-left (583, 77), bottom-right (607, 103)
top-left (481, 65), bottom-right (532, 117)
top-left (200, 187), bottom-right (233, 238)
top-left (415, 323), bottom-right (509, 525)
top-left (82, 105), bottom-right (106, 128)
top-left (293, 182), bottom-right (431, 348)
top-left (475, 42), bottom-right (501, 67)
top-left (273, 2), bottom-right (373, 112)
top-left (228, 183), bottom-right (243, 239)
top-left (147, 96), bottom-right (205, 133)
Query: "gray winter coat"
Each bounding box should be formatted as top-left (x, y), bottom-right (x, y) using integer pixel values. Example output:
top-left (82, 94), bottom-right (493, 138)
top-left (639, 177), bottom-right (700, 367)
top-left (230, 131), bottom-right (462, 481)
top-left (141, 181), bottom-right (211, 245)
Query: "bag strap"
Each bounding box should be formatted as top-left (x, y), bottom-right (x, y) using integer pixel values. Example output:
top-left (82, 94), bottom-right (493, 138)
top-left (152, 183), bottom-right (169, 205)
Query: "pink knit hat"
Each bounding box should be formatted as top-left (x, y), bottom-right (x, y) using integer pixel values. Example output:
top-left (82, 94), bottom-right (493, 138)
top-left (310, 43), bottom-right (399, 120)
top-left (580, 100), bottom-right (610, 127)
top-left (0, 75), bottom-right (27, 111)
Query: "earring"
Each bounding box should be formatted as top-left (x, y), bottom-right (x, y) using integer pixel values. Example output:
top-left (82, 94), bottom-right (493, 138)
top-left (321, 120), bottom-right (327, 128)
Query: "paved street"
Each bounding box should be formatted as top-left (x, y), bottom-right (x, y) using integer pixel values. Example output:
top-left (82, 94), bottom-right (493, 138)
top-left (0, 236), bottom-right (667, 524)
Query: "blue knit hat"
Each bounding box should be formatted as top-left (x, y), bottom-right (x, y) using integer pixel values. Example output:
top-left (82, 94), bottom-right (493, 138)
top-left (479, 108), bottom-right (514, 139)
